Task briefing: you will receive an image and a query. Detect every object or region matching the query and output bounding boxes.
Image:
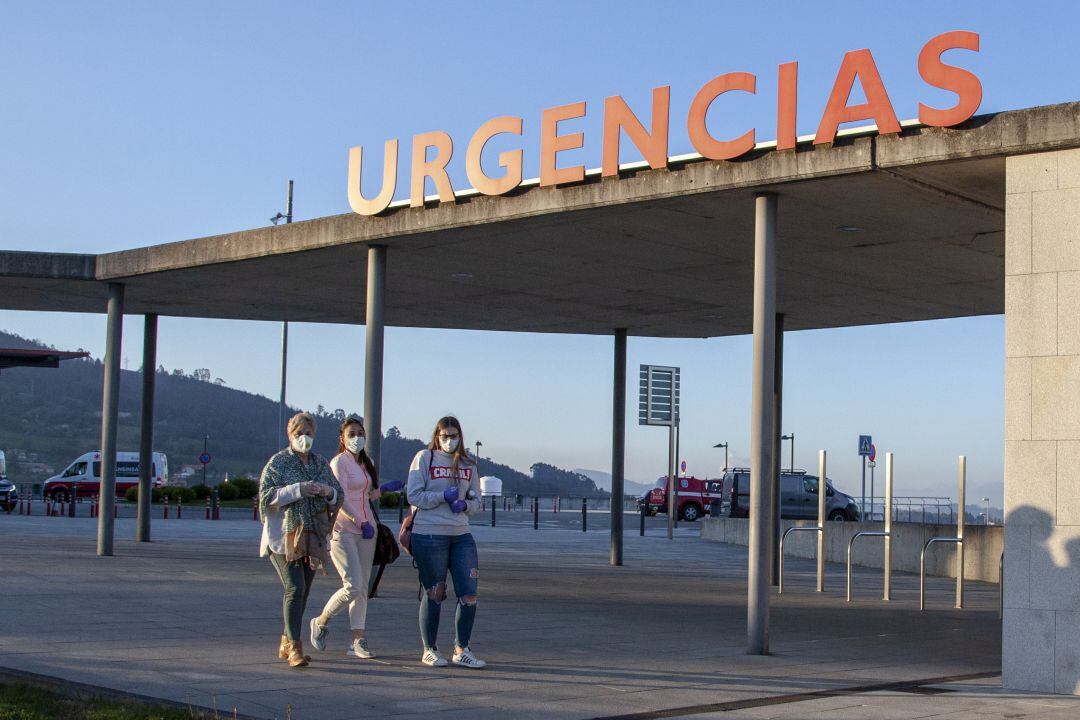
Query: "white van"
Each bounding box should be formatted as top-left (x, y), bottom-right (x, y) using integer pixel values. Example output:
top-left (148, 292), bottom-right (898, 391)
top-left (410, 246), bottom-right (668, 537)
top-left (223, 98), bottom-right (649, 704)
top-left (43, 451), bottom-right (168, 500)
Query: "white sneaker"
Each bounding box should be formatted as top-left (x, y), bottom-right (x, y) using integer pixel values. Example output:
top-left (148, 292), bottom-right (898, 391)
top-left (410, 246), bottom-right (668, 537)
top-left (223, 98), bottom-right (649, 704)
top-left (347, 638), bottom-right (375, 659)
top-left (421, 648), bottom-right (448, 667)
top-left (452, 647), bottom-right (487, 669)
top-left (309, 618), bottom-right (328, 652)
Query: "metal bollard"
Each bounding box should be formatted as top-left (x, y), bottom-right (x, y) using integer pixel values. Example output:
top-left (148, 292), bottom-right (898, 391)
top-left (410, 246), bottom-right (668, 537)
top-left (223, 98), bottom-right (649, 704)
top-left (533, 496), bottom-right (539, 530)
top-left (491, 496), bottom-right (496, 527)
top-left (252, 495), bottom-right (258, 521)
top-left (640, 500), bottom-right (646, 537)
top-left (582, 497), bottom-right (587, 532)
top-left (212, 489), bottom-right (220, 520)
top-left (177, 497), bottom-right (183, 519)
top-left (18, 493), bottom-right (24, 515)
top-left (59, 494), bottom-right (66, 517)
top-left (205, 496), bottom-right (211, 520)
top-left (113, 501), bottom-right (118, 518)
top-left (70, 486), bottom-right (77, 518)
top-left (163, 495), bottom-right (169, 520)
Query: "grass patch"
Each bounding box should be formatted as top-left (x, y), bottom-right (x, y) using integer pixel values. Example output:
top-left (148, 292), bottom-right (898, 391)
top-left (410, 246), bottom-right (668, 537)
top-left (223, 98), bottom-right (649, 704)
top-left (0, 682), bottom-right (223, 720)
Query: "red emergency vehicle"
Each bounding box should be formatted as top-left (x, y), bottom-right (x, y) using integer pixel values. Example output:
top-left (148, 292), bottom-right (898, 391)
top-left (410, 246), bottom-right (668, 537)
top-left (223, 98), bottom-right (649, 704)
top-left (640, 475), bottom-right (725, 522)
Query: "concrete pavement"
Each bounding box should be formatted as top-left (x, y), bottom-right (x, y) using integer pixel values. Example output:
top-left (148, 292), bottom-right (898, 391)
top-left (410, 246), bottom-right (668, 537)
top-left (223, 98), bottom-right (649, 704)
top-left (0, 513), bottom-right (1075, 719)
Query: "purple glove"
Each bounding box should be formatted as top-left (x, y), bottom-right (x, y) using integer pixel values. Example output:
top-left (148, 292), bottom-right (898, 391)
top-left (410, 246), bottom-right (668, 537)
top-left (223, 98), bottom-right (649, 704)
top-left (380, 480), bottom-right (404, 493)
top-left (443, 486), bottom-right (460, 503)
top-left (450, 499), bottom-right (468, 514)
top-left (361, 521), bottom-right (375, 539)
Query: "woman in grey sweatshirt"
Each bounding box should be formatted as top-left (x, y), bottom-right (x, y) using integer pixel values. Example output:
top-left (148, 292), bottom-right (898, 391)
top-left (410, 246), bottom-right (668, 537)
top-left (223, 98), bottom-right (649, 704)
top-left (406, 416), bottom-right (486, 669)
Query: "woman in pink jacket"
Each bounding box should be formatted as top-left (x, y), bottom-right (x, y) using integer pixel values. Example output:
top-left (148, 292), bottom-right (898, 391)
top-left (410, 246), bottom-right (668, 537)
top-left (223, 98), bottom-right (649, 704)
top-left (308, 415), bottom-right (401, 659)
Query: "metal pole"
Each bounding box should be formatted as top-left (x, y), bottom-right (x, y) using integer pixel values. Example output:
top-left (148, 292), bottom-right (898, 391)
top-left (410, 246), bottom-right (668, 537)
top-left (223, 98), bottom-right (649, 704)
top-left (957, 455), bottom-right (965, 608)
top-left (771, 313), bottom-right (784, 587)
top-left (610, 328), bottom-right (626, 566)
top-left (666, 422), bottom-right (676, 539)
top-left (861, 455), bottom-right (866, 522)
top-left (364, 245), bottom-right (387, 470)
top-left (870, 463), bottom-right (875, 521)
top-left (97, 282), bottom-right (124, 556)
top-left (277, 181), bottom-right (294, 446)
top-left (884, 452), bottom-right (893, 600)
top-left (747, 192), bottom-right (776, 656)
top-left (279, 321), bottom-right (288, 444)
top-left (136, 314), bottom-right (157, 542)
top-left (534, 496), bottom-right (539, 530)
top-left (202, 435), bottom-right (208, 487)
top-left (790, 433), bottom-right (794, 475)
top-left (673, 421), bottom-right (680, 530)
top-left (817, 450), bottom-right (826, 592)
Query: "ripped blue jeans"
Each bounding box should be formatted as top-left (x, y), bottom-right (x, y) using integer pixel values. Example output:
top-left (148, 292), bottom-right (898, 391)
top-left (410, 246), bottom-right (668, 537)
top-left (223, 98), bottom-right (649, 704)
top-left (411, 532), bottom-right (479, 651)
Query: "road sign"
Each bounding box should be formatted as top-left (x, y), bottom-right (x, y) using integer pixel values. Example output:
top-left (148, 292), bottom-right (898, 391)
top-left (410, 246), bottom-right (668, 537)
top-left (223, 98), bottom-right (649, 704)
top-left (858, 435), bottom-right (872, 456)
top-left (199, 452), bottom-right (211, 465)
top-left (638, 365), bottom-right (680, 427)
top-left (867, 460), bottom-right (877, 469)
top-left (680, 460), bottom-right (687, 473)
top-left (869, 444), bottom-right (877, 462)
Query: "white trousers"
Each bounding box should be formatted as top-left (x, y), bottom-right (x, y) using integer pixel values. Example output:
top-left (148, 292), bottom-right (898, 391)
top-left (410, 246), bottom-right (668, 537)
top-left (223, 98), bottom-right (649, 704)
top-left (322, 530), bottom-right (376, 630)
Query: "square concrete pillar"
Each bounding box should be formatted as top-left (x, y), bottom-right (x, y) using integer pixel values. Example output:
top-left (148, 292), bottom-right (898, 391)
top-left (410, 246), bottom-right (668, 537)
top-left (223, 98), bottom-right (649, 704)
top-left (1004, 147), bottom-right (1080, 695)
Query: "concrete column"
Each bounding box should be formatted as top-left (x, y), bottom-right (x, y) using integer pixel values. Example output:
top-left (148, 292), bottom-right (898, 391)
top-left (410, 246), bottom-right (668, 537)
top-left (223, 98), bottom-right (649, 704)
top-left (771, 313), bottom-right (785, 586)
top-left (610, 328), bottom-right (627, 567)
top-left (364, 245), bottom-right (387, 469)
top-left (97, 282), bottom-right (124, 557)
top-left (1003, 148), bottom-right (1080, 694)
top-left (748, 193), bottom-right (777, 655)
top-left (136, 314), bottom-right (157, 543)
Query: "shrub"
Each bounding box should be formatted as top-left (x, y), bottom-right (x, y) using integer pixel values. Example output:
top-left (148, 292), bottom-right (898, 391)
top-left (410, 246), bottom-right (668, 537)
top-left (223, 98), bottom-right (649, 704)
top-left (379, 491), bottom-right (401, 509)
top-left (124, 487), bottom-right (138, 502)
top-left (216, 482), bottom-right (239, 501)
top-left (161, 486), bottom-right (196, 504)
top-left (191, 484), bottom-right (212, 499)
top-left (228, 476), bottom-right (258, 499)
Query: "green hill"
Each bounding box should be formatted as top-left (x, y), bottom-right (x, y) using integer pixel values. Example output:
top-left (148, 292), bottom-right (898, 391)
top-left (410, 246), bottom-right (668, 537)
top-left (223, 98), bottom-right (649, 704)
top-left (0, 331), bottom-right (605, 498)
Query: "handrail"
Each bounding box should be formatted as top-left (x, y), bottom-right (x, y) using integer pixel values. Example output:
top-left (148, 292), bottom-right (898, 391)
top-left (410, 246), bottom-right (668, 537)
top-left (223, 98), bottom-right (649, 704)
top-left (846, 531), bottom-right (890, 601)
top-left (920, 537), bottom-right (964, 610)
top-left (778, 450), bottom-right (829, 596)
top-left (999, 551), bottom-right (1004, 620)
top-left (778, 526), bottom-right (821, 594)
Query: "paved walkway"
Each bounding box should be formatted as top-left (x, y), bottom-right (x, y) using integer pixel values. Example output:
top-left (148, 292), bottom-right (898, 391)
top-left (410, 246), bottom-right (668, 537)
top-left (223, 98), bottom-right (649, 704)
top-left (0, 514), bottom-right (1076, 719)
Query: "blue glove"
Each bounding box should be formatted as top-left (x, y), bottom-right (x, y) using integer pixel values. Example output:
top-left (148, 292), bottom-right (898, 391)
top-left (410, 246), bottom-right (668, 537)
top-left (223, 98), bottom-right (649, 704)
top-left (380, 480), bottom-right (404, 493)
top-left (443, 486), bottom-right (460, 503)
top-left (361, 521), bottom-right (375, 539)
top-left (450, 499), bottom-right (468, 514)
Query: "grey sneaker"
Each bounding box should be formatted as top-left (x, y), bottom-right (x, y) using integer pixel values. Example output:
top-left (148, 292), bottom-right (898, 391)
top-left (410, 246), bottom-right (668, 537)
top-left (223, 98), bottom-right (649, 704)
top-left (421, 648), bottom-right (448, 667)
top-left (309, 617), bottom-right (328, 652)
top-left (452, 647), bottom-right (487, 669)
top-left (347, 638), bottom-right (375, 659)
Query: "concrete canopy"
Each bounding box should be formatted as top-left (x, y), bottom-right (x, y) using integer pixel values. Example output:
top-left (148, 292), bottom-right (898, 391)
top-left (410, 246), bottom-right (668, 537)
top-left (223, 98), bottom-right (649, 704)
top-left (4, 103), bottom-right (1079, 337)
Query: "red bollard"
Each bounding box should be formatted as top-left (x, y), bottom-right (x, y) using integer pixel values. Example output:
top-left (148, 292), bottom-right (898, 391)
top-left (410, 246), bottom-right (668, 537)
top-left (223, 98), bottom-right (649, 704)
top-left (90, 496), bottom-right (96, 518)
top-left (252, 496), bottom-right (258, 521)
top-left (27, 495), bottom-right (32, 516)
top-left (205, 496), bottom-right (211, 520)
top-left (18, 494), bottom-right (24, 515)
top-left (113, 502), bottom-right (117, 519)
top-left (163, 495), bottom-right (169, 520)
top-left (177, 497), bottom-right (183, 519)
top-left (58, 495), bottom-right (66, 517)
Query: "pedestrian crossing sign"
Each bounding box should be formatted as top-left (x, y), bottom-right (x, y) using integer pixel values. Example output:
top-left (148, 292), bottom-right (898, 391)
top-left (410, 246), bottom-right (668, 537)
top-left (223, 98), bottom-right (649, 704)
top-left (858, 435), bottom-right (873, 456)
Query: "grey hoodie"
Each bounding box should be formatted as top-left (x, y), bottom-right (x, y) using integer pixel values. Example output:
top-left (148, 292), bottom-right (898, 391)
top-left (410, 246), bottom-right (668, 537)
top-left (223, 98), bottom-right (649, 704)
top-left (407, 448), bottom-right (481, 536)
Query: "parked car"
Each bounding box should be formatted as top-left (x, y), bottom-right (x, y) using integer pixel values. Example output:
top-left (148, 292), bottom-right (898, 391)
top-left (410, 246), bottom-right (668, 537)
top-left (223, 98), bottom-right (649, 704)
top-left (43, 451), bottom-right (168, 501)
top-left (640, 475), bottom-right (727, 522)
top-left (719, 467), bottom-right (860, 521)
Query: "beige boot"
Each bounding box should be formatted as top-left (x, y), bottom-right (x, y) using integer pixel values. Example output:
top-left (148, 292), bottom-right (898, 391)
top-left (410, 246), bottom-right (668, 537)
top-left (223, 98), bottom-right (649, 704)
top-left (287, 640), bottom-right (309, 667)
top-left (278, 635), bottom-right (290, 660)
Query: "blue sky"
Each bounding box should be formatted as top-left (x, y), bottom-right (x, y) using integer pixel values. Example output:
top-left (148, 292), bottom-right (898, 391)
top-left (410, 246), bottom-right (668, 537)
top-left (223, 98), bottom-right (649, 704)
top-left (2, 1), bottom-right (1077, 502)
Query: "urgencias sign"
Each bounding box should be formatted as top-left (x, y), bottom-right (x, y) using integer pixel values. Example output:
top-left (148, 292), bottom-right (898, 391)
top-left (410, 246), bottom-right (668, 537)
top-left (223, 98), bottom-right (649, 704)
top-left (348, 30), bottom-right (980, 216)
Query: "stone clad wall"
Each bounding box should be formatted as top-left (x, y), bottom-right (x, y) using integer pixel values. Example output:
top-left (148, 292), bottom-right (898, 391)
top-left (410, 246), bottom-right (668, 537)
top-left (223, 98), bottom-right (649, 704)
top-left (1004, 148), bottom-right (1080, 694)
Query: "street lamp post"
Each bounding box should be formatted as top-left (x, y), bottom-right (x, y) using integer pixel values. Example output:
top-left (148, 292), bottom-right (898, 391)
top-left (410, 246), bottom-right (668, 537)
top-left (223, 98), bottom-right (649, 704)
top-left (781, 433), bottom-right (795, 473)
top-left (475, 440), bottom-right (482, 465)
top-left (982, 497), bottom-right (990, 526)
top-left (713, 442), bottom-right (729, 473)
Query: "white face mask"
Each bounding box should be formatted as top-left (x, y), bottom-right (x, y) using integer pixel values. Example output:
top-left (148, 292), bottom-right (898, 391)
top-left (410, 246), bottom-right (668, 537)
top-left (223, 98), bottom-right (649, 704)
top-left (440, 437), bottom-right (460, 453)
top-left (346, 436), bottom-right (366, 454)
top-left (292, 434), bottom-right (313, 453)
